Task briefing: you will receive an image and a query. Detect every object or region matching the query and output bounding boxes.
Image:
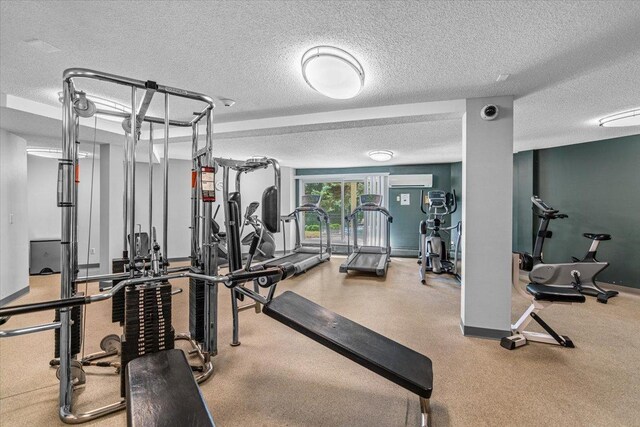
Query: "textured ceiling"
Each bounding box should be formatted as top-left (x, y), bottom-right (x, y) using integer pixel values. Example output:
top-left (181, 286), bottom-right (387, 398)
top-left (1, 0), bottom-right (639, 167)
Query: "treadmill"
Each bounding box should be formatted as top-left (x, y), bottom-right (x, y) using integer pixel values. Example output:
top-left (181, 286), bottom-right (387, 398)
top-left (340, 194), bottom-right (393, 277)
top-left (263, 195), bottom-right (331, 274)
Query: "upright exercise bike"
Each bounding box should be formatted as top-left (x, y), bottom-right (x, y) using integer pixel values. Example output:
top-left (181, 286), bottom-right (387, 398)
top-left (524, 196), bottom-right (618, 303)
top-left (418, 189), bottom-right (461, 284)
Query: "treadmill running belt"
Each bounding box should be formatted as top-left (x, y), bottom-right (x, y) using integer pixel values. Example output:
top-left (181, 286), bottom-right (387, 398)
top-left (264, 252), bottom-right (315, 267)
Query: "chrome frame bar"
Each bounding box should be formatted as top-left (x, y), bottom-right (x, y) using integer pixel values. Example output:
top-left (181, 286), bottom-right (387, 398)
top-left (0, 321), bottom-right (60, 338)
top-left (54, 68), bottom-right (218, 424)
top-left (162, 93), bottom-right (169, 271)
top-left (148, 122), bottom-right (153, 241)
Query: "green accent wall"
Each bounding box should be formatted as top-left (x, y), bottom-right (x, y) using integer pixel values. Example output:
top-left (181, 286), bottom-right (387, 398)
top-left (534, 134), bottom-right (640, 286)
top-left (512, 151), bottom-right (535, 253)
top-left (296, 164), bottom-right (453, 254)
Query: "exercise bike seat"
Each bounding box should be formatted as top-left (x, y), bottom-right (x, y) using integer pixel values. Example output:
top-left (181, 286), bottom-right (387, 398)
top-left (583, 233), bottom-right (611, 241)
top-left (526, 283), bottom-right (586, 303)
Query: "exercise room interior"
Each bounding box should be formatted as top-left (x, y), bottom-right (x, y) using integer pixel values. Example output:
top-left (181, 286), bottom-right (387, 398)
top-left (1, 1), bottom-right (639, 426)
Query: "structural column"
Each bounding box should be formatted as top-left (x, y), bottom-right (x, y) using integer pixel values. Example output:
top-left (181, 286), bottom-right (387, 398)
top-left (461, 96), bottom-right (513, 338)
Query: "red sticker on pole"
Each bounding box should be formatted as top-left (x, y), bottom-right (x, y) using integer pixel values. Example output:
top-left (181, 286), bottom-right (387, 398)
top-left (201, 166), bottom-right (215, 202)
top-left (191, 170), bottom-right (197, 189)
top-left (75, 164), bottom-right (80, 183)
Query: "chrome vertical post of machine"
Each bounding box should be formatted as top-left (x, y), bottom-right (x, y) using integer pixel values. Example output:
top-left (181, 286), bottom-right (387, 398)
top-left (191, 122), bottom-right (199, 264)
top-left (148, 123), bottom-right (153, 240)
top-left (59, 79), bottom-right (74, 417)
top-left (122, 134), bottom-right (129, 256)
top-left (163, 93), bottom-right (169, 272)
top-left (72, 116), bottom-right (80, 278)
top-left (128, 87), bottom-right (137, 273)
top-left (203, 108), bottom-right (217, 355)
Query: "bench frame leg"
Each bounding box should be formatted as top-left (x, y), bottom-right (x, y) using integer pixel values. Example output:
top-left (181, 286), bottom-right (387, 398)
top-left (420, 397), bottom-right (431, 427)
top-left (501, 300), bottom-right (575, 349)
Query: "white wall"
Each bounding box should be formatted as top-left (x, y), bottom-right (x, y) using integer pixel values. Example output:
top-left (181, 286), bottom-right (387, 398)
top-left (1, 129), bottom-right (29, 303)
top-left (132, 160), bottom-right (192, 259)
top-left (27, 155), bottom-right (101, 265)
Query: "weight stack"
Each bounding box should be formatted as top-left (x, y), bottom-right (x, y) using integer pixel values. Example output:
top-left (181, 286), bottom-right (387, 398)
top-left (189, 276), bottom-right (205, 343)
top-left (54, 292), bottom-right (83, 358)
top-left (111, 279), bottom-right (126, 324)
top-left (120, 282), bottom-right (174, 396)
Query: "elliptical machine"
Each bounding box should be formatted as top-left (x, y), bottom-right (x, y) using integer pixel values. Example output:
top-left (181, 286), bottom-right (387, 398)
top-left (523, 196), bottom-right (618, 303)
top-left (240, 201), bottom-right (276, 260)
top-left (418, 189), bottom-right (461, 284)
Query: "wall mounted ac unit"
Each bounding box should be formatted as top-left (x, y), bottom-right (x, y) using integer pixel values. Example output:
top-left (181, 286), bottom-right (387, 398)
top-left (389, 174), bottom-right (433, 188)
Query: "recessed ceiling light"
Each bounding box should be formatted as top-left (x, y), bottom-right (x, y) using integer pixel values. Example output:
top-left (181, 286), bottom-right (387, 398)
top-left (599, 108), bottom-right (640, 127)
top-left (301, 46), bottom-right (365, 99)
top-left (496, 74), bottom-right (510, 82)
top-left (27, 147), bottom-right (89, 159)
top-left (368, 150), bottom-right (394, 162)
top-left (24, 38), bottom-right (60, 53)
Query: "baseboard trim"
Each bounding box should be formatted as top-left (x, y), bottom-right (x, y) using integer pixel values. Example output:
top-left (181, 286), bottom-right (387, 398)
top-left (391, 249), bottom-right (418, 258)
top-left (0, 286), bottom-right (30, 307)
top-left (78, 263), bottom-right (100, 270)
top-left (460, 320), bottom-right (510, 340)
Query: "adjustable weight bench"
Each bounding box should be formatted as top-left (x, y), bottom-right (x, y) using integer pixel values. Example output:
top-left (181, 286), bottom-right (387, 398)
top-left (501, 253), bottom-right (586, 350)
top-left (125, 349), bottom-right (215, 427)
top-left (263, 291), bottom-right (434, 426)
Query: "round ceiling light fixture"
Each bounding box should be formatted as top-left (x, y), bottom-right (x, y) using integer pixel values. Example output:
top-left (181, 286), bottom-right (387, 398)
top-left (598, 108), bottom-right (640, 127)
top-left (368, 150), bottom-right (394, 162)
top-left (301, 46), bottom-right (365, 99)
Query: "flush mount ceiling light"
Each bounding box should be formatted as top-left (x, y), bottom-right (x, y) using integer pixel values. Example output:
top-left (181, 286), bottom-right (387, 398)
top-left (598, 108), bottom-right (640, 127)
top-left (27, 147), bottom-right (90, 159)
top-left (58, 91), bottom-right (131, 121)
top-left (368, 150), bottom-right (394, 162)
top-left (301, 46), bottom-right (365, 99)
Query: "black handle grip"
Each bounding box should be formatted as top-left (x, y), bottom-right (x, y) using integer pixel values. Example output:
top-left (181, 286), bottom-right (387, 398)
top-left (0, 295), bottom-right (90, 317)
top-left (279, 262), bottom-right (296, 280)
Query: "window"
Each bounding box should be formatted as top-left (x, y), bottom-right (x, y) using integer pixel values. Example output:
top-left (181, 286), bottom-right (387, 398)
top-left (300, 179), bottom-right (365, 244)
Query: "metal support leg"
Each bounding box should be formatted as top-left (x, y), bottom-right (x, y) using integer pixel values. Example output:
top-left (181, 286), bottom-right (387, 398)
top-left (420, 397), bottom-right (431, 427)
top-left (230, 289), bottom-right (240, 346)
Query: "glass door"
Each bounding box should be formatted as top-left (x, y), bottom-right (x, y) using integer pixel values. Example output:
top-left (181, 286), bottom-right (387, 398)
top-left (300, 179), bottom-right (365, 244)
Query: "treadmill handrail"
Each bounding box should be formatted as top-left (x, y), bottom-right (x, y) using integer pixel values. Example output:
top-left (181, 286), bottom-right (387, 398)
top-left (345, 205), bottom-right (393, 222)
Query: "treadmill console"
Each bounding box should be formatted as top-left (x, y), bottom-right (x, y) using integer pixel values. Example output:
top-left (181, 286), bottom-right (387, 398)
top-left (359, 194), bottom-right (382, 207)
top-left (301, 194), bottom-right (321, 207)
top-left (427, 191), bottom-right (447, 208)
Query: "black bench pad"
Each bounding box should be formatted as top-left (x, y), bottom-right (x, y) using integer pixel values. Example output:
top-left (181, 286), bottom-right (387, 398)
top-left (263, 291), bottom-right (433, 398)
top-left (526, 283), bottom-right (586, 303)
top-left (125, 349), bottom-right (215, 427)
